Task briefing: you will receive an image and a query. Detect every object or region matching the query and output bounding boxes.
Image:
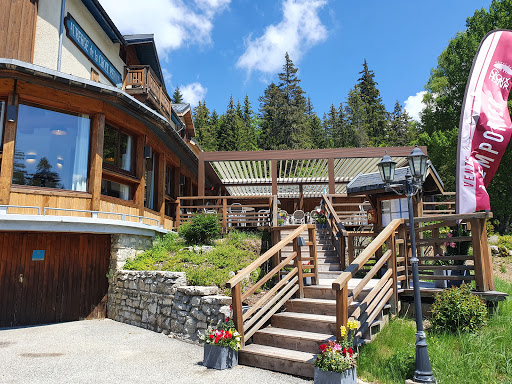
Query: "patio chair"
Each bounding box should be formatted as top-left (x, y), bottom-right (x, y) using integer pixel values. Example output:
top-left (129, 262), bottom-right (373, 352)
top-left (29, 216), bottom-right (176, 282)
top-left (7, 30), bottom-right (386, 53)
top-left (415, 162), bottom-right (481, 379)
top-left (291, 210), bottom-right (305, 225)
top-left (257, 209), bottom-right (270, 226)
top-left (229, 203), bottom-right (245, 227)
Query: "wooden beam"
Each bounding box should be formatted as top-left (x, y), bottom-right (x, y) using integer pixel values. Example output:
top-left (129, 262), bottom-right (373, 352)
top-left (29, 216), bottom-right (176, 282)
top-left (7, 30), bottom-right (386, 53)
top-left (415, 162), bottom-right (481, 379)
top-left (88, 113), bottom-right (105, 211)
top-left (328, 158), bottom-right (335, 194)
top-left (201, 146), bottom-right (427, 162)
top-left (271, 160), bottom-right (277, 196)
top-left (158, 152), bottom-right (166, 224)
top-left (173, 161), bottom-right (181, 199)
top-left (471, 218), bottom-right (494, 291)
top-left (135, 135), bottom-right (145, 217)
top-left (0, 92), bottom-right (18, 204)
top-left (198, 152), bottom-right (205, 197)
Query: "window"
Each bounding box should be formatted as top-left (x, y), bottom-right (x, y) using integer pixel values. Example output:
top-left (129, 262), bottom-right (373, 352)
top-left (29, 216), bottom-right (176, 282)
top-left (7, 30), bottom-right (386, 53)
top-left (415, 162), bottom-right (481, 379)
top-left (381, 198), bottom-right (408, 227)
top-left (101, 179), bottom-right (130, 200)
top-left (12, 104), bottom-right (90, 191)
top-left (103, 124), bottom-right (134, 174)
top-left (144, 149), bottom-right (157, 210)
top-left (165, 165), bottom-right (174, 197)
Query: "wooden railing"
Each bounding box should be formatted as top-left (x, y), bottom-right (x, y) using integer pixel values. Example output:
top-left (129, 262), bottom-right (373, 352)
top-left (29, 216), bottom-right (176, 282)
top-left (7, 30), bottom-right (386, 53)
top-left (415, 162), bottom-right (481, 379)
top-left (123, 65), bottom-right (172, 119)
top-left (408, 212), bottom-right (494, 291)
top-left (322, 193), bottom-right (347, 269)
top-left (176, 196), bottom-right (273, 231)
top-left (323, 194), bottom-right (370, 227)
top-left (332, 219), bottom-right (403, 341)
top-left (422, 192), bottom-right (456, 215)
top-left (226, 224), bottom-right (318, 346)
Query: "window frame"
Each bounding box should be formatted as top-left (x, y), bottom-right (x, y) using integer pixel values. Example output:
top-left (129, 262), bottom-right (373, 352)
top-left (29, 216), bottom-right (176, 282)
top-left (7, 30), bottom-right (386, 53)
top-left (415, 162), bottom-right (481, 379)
top-left (102, 123), bottom-right (136, 177)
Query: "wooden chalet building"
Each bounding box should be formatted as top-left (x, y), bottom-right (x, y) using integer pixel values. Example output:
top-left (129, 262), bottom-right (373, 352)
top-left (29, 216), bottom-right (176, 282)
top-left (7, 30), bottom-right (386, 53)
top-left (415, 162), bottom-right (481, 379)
top-left (0, 0), bottom-right (221, 326)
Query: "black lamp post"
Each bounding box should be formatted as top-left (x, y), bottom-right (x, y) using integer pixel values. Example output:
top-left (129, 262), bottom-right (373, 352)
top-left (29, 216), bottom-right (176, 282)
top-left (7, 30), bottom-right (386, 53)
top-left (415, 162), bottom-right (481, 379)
top-left (378, 147), bottom-right (436, 384)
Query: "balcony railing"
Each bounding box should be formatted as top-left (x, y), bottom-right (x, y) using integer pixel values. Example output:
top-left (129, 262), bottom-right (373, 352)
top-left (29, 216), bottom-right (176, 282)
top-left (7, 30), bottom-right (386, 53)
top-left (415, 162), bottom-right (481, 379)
top-left (122, 65), bottom-right (172, 120)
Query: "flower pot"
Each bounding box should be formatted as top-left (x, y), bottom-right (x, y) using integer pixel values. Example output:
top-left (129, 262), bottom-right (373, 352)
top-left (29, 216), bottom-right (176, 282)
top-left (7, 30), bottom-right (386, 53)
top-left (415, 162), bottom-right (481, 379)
top-left (203, 344), bottom-right (238, 370)
top-left (314, 367), bottom-right (357, 384)
top-left (303, 276), bottom-right (312, 286)
top-left (433, 269), bottom-right (450, 289)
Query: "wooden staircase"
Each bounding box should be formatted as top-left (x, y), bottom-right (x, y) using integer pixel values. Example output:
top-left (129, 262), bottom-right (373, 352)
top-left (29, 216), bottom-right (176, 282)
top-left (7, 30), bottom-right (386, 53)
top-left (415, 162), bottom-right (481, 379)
top-left (238, 226), bottom-right (390, 378)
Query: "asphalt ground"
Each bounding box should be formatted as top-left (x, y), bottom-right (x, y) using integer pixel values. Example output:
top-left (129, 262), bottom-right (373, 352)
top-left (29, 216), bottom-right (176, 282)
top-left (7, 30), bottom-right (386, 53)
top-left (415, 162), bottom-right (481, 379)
top-left (0, 319), bottom-right (312, 384)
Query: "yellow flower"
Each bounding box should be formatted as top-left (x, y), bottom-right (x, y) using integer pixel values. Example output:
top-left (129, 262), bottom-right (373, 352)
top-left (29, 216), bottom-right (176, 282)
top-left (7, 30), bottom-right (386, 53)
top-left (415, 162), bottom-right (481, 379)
top-left (339, 325), bottom-right (347, 337)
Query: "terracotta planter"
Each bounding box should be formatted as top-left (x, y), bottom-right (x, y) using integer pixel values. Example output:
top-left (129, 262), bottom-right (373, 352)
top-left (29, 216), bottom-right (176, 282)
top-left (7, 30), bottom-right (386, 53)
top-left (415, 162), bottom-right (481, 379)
top-left (203, 344), bottom-right (238, 370)
top-left (314, 367), bottom-right (357, 384)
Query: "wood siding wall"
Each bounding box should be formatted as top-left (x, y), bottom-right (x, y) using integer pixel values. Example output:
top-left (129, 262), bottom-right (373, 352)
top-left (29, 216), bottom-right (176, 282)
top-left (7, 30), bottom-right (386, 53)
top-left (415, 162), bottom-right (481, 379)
top-left (0, 232), bottom-right (110, 327)
top-left (0, 0), bottom-right (38, 62)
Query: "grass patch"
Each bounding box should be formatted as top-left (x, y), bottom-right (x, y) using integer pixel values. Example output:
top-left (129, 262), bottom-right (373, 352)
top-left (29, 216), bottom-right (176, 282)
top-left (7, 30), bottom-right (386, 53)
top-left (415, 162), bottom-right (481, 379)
top-left (358, 278), bottom-right (512, 384)
top-left (124, 230), bottom-right (265, 289)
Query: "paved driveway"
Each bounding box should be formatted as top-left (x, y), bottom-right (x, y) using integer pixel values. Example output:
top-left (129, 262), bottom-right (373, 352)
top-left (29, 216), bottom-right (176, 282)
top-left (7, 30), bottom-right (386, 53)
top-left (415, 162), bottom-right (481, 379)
top-left (0, 319), bottom-right (311, 384)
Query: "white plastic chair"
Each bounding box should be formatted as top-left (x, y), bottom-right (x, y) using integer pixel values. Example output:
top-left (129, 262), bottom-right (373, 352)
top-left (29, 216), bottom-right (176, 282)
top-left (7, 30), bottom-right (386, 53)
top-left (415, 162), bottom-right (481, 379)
top-left (257, 209), bottom-right (270, 226)
top-left (229, 203), bottom-right (245, 227)
top-left (292, 210), bottom-right (305, 225)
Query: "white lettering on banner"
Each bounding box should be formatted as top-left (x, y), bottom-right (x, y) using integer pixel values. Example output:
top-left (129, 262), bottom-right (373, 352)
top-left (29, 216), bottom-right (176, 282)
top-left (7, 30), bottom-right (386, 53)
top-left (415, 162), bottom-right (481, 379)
top-left (463, 156), bottom-right (475, 188)
top-left (64, 14), bottom-right (122, 86)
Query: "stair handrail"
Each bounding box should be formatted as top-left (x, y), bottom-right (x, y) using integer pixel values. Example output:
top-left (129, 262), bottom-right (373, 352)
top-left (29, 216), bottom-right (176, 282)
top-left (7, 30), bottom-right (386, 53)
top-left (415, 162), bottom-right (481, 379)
top-left (332, 218), bottom-right (403, 340)
top-left (321, 194), bottom-right (348, 269)
top-left (226, 223), bottom-right (317, 347)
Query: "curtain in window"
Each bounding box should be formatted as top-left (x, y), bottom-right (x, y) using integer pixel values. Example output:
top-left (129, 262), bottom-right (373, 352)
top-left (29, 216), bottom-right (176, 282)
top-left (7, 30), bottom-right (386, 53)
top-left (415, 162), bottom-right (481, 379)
top-left (121, 135), bottom-right (132, 171)
top-left (71, 115), bottom-right (90, 191)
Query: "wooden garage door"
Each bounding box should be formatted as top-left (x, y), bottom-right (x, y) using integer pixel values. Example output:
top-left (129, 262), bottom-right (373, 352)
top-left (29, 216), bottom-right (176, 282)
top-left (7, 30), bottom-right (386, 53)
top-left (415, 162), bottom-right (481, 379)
top-left (0, 232), bottom-right (110, 327)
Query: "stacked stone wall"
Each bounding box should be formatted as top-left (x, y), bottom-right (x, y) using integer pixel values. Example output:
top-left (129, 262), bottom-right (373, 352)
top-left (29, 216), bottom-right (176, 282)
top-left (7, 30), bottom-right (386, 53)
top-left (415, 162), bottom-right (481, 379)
top-left (108, 271), bottom-right (231, 340)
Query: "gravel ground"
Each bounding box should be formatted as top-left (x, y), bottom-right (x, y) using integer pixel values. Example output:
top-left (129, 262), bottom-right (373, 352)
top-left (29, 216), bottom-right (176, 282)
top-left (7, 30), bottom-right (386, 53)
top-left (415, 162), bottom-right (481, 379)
top-left (0, 319), bottom-right (312, 384)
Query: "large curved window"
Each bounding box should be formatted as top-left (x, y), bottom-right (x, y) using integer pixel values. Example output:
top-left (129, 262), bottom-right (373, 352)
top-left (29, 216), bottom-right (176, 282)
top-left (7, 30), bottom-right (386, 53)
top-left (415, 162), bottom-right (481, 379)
top-left (12, 104), bottom-right (90, 191)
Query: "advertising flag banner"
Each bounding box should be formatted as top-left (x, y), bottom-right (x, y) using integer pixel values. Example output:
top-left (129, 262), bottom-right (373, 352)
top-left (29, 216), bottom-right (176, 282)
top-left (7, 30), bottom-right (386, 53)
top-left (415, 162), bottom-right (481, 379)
top-left (457, 30), bottom-right (512, 214)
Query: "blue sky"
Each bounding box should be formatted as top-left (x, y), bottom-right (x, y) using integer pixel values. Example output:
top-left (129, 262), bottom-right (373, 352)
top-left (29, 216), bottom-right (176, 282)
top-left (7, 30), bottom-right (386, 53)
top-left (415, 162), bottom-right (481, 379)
top-left (100, 0), bottom-right (493, 121)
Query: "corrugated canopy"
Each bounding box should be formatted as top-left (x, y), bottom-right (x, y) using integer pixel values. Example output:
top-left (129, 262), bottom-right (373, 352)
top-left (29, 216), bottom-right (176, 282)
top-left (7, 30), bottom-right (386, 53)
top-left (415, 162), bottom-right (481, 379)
top-left (210, 155), bottom-right (409, 198)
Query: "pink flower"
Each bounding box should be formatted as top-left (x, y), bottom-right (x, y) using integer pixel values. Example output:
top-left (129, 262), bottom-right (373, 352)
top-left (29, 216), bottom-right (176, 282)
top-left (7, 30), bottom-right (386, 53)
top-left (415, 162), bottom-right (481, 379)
top-left (332, 343), bottom-right (342, 351)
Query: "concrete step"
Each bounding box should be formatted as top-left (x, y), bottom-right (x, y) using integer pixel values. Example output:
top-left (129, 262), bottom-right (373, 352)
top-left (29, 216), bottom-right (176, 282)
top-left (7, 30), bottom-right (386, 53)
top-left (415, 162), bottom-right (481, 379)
top-left (239, 344), bottom-right (315, 378)
top-left (271, 312), bottom-right (337, 334)
top-left (252, 327), bottom-right (335, 354)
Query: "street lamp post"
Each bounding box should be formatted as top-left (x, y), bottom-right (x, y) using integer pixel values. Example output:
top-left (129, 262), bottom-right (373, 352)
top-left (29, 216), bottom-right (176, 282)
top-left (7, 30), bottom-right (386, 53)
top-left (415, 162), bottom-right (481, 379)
top-left (378, 147), bottom-right (436, 384)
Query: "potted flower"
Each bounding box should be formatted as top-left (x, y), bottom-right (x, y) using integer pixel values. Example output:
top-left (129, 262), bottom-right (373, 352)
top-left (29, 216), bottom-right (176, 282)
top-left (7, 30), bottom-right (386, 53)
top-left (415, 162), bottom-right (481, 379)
top-left (200, 310), bottom-right (241, 370)
top-left (313, 209), bottom-right (328, 229)
top-left (314, 321), bottom-right (358, 384)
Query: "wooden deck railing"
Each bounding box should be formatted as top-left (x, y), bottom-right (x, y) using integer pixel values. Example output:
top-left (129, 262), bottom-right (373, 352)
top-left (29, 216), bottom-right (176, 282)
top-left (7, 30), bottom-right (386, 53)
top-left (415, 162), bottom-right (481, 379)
top-left (332, 219), bottom-right (403, 341)
top-left (422, 192), bottom-right (456, 215)
top-left (321, 194), bottom-right (347, 269)
top-left (226, 224), bottom-right (318, 347)
top-left (123, 65), bottom-right (172, 119)
top-left (176, 196), bottom-right (273, 231)
top-left (408, 211), bottom-right (494, 291)
top-left (323, 194), bottom-right (370, 227)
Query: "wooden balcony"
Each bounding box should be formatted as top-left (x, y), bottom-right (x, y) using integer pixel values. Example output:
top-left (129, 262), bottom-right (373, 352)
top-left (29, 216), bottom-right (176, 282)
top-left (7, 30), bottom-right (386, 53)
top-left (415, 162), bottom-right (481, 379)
top-left (122, 65), bottom-right (172, 120)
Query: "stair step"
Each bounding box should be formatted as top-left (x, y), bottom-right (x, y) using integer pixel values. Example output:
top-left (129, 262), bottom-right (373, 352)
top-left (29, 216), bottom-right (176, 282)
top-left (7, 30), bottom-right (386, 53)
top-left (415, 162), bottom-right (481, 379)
top-left (239, 344), bottom-right (316, 378)
top-left (303, 285), bottom-right (336, 300)
top-left (318, 271), bottom-right (342, 279)
top-left (286, 298), bottom-right (358, 316)
top-left (271, 312), bottom-right (337, 334)
top-left (252, 327), bottom-right (335, 354)
top-left (318, 264), bottom-right (341, 272)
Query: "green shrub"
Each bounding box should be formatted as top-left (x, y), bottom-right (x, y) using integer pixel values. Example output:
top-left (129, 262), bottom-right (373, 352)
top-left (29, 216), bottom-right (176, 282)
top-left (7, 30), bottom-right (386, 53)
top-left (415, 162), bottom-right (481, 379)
top-left (179, 213), bottom-right (221, 245)
top-left (431, 283), bottom-right (487, 333)
top-left (384, 347), bottom-right (415, 381)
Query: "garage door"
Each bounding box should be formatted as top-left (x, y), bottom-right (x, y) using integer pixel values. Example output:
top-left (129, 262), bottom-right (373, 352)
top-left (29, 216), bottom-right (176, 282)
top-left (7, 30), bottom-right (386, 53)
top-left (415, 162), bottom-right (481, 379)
top-left (0, 232), bottom-right (110, 327)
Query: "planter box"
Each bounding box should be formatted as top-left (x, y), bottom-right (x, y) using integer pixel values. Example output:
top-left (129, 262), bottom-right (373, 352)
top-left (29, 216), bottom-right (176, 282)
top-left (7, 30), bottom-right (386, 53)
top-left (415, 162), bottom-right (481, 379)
top-left (203, 344), bottom-right (238, 370)
top-left (314, 367), bottom-right (357, 384)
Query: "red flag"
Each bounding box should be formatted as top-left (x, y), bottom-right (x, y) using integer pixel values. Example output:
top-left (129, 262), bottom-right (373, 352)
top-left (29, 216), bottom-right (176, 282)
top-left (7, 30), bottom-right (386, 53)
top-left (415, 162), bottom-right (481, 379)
top-left (457, 30), bottom-right (512, 214)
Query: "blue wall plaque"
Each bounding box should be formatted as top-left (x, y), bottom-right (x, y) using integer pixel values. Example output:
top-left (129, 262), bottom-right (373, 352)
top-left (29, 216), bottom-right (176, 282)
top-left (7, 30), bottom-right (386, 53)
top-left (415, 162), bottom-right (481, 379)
top-left (65, 14), bottom-right (123, 86)
top-left (32, 250), bottom-right (45, 261)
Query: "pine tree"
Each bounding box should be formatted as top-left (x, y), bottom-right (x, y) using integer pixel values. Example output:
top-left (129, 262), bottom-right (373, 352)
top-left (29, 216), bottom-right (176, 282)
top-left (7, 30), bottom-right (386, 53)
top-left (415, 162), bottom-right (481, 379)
top-left (239, 95), bottom-right (258, 151)
top-left (217, 96), bottom-right (243, 151)
top-left (344, 87), bottom-right (365, 147)
top-left (277, 52), bottom-right (310, 149)
top-left (193, 101), bottom-right (217, 151)
top-left (306, 98), bottom-right (325, 149)
top-left (172, 87), bottom-right (184, 104)
top-left (386, 101), bottom-right (414, 147)
top-left (258, 82), bottom-right (285, 150)
top-left (357, 60), bottom-right (387, 146)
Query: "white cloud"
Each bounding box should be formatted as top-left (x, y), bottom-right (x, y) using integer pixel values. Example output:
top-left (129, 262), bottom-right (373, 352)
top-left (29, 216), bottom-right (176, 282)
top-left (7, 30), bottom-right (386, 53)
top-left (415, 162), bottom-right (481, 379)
top-left (99, 0), bottom-right (230, 57)
top-left (180, 82), bottom-right (207, 107)
top-left (236, 0), bottom-right (328, 76)
top-left (404, 91), bottom-right (427, 122)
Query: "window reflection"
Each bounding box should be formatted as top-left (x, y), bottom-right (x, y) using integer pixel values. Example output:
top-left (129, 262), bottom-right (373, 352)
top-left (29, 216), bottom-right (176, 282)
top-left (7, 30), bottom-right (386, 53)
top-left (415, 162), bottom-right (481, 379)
top-left (101, 179), bottom-right (130, 200)
top-left (13, 104), bottom-right (90, 191)
top-left (103, 125), bottom-right (133, 173)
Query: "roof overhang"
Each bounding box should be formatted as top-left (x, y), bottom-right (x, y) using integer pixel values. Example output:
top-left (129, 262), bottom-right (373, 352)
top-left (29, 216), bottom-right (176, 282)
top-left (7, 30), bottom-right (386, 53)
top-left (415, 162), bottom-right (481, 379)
top-left (80, 0), bottom-right (126, 45)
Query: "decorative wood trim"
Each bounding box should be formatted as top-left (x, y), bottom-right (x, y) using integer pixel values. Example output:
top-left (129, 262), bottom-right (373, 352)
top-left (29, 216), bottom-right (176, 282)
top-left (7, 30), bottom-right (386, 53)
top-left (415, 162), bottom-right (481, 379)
top-left (89, 113), bottom-right (104, 211)
top-left (100, 195), bottom-right (137, 208)
top-left (0, 92), bottom-right (18, 204)
top-left (10, 186), bottom-right (92, 199)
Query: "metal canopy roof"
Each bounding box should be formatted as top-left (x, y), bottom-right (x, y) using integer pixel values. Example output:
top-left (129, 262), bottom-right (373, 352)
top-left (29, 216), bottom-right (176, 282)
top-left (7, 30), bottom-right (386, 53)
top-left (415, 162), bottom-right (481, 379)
top-left (211, 155), bottom-right (409, 198)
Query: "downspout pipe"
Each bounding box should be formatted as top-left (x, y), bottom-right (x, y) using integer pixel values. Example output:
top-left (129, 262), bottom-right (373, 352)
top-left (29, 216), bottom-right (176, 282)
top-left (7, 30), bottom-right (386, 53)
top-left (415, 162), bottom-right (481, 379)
top-left (57, 0), bottom-right (66, 71)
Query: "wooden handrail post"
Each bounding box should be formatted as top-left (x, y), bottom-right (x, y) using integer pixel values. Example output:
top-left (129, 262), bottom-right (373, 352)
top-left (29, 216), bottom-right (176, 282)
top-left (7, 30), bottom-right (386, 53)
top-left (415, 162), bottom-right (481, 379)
top-left (222, 198), bottom-right (227, 232)
top-left (339, 230), bottom-right (346, 270)
top-left (231, 283), bottom-right (245, 347)
top-left (390, 233), bottom-right (398, 313)
top-left (272, 195), bottom-right (278, 227)
top-left (176, 199), bottom-right (181, 230)
top-left (335, 286), bottom-right (348, 341)
top-left (294, 237), bottom-right (304, 298)
top-left (471, 218), bottom-right (494, 291)
top-left (308, 226), bottom-right (318, 285)
top-left (347, 234), bottom-right (354, 264)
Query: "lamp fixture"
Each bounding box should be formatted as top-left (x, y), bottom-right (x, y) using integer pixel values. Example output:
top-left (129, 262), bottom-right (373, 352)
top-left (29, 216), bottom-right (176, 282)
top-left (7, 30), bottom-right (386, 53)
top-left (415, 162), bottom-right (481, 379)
top-left (377, 151), bottom-right (396, 185)
top-left (51, 127), bottom-right (68, 135)
top-left (144, 146), bottom-right (152, 159)
top-left (26, 153), bottom-right (36, 163)
top-left (57, 157), bottom-right (64, 168)
top-left (407, 145), bottom-right (428, 181)
top-left (6, 104), bottom-right (17, 123)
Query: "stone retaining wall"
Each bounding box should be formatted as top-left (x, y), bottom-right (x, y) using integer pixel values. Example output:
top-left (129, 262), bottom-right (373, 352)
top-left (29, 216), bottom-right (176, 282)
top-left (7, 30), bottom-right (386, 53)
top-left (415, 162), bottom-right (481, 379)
top-left (108, 270), bottom-right (231, 340)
